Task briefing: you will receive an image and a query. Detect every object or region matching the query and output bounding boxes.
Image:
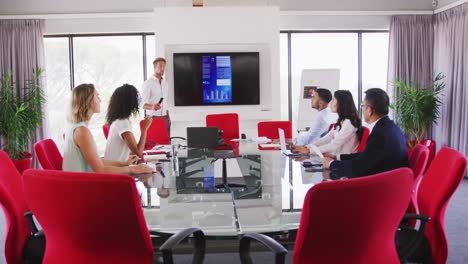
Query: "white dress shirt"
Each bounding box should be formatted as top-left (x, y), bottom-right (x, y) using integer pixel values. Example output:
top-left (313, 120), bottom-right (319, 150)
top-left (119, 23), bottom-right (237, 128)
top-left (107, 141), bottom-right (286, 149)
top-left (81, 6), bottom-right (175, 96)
top-left (141, 75), bottom-right (169, 116)
top-left (367, 116), bottom-right (385, 133)
top-left (308, 119), bottom-right (359, 156)
top-left (293, 107), bottom-right (338, 146)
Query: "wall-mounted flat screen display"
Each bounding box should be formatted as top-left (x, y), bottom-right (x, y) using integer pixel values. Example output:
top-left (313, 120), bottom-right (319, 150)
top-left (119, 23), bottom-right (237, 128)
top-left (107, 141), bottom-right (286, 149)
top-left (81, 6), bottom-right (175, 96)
top-left (173, 52), bottom-right (260, 106)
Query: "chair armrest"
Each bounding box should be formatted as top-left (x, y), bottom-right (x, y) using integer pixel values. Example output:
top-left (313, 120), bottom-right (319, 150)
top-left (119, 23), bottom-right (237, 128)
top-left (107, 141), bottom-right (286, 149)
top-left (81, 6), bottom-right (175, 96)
top-left (402, 213), bottom-right (430, 222)
top-left (169, 136), bottom-right (186, 141)
top-left (24, 211), bottom-right (40, 235)
top-left (240, 233), bottom-right (287, 264)
top-left (398, 213), bottom-right (430, 262)
top-left (160, 227), bottom-right (205, 264)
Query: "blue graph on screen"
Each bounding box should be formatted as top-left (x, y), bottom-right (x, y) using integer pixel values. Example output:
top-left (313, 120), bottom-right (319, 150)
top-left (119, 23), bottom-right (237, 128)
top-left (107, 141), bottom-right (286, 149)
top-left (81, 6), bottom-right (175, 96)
top-left (202, 55), bottom-right (232, 103)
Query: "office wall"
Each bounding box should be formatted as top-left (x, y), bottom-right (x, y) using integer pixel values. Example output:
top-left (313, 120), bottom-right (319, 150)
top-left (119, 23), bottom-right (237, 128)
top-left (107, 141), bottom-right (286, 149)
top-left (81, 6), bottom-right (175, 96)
top-left (152, 6), bottom-right (280, 138)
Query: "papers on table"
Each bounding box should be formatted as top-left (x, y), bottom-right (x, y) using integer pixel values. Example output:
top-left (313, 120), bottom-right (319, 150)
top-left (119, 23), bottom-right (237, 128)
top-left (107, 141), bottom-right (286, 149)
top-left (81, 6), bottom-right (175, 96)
top-left (142, 145), bottom-right (172, 161)
top-left (231, 137), bottom-right (272, 143)
top-left (310, 145), bottom-right (324, 159)
top-left (259, 143), bottom-right (281, 148)
top-left (144, 154), bottom-right (168, 161)
top-left (151, 145), bottom-right (172, 152)
top-left (250, 137), bottom-right (272, 143)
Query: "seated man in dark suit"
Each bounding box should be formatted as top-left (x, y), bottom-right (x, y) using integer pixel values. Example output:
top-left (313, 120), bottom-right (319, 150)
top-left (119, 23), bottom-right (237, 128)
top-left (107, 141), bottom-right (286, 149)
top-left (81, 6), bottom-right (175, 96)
top-left (322, 88), bottom-right (408, 179)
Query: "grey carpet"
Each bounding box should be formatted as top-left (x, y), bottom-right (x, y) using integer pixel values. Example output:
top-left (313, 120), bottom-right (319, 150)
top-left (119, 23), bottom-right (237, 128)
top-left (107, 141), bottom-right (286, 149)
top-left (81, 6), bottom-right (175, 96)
top-left (1, 179), bottom-right (467, 264)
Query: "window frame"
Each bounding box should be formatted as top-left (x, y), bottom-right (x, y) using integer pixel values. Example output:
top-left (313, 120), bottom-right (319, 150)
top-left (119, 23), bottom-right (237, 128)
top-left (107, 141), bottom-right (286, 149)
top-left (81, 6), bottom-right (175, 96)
top-left (44, 32), bottom-right (156, 91)
top-left (279, 30), bottom-right (389, 120)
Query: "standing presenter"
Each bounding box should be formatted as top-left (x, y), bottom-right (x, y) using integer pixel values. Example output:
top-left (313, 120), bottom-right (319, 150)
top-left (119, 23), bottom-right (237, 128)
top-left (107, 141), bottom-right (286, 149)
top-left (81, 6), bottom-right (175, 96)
top-left (142, 57), bottom-right (171, 135)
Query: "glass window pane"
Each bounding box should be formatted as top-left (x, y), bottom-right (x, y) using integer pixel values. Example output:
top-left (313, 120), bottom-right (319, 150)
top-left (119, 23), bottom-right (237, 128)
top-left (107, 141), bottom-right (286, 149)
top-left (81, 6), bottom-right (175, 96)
top-left (362, 32), bottom-right (389, 122)
top-left (73, 36), bottom-right (144, 155)
top-left (290, 33), bottom-right (359, 132)
top-left (280, 33), bottom-right (289, 121)
top-left (362, 32), bottom-right (389, 91)
top-left (146, 34), bottom-right (156, 80)
top-left (44, 37), bottom-right (71, 152)
top-left (362, 33), bottom-right (389, 85)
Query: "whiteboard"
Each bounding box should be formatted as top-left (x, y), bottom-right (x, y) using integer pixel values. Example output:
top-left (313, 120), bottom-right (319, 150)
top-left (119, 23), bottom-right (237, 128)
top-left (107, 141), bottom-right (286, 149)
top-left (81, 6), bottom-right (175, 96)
top-left (297, 69), bottom-right (340, 131)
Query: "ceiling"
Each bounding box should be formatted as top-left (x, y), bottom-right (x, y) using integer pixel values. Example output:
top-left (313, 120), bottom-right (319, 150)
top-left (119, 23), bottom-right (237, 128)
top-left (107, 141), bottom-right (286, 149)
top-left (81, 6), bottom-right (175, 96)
top-left (0, 0), bottom-right (438, 16)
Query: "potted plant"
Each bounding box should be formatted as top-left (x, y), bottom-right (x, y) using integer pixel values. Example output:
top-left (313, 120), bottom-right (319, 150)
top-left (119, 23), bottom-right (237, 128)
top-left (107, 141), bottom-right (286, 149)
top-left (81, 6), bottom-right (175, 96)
top-left (0, 69), bottom-right (46, 174)
top-left (391, 73), bottom-right (445, 159)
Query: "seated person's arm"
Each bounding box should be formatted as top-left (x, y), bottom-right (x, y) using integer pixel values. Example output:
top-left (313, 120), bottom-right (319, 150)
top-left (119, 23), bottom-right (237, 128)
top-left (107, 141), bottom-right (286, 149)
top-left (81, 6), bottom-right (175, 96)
top-left (339, 153), bottom-right (359, 160)
top-left (311, 128), bottom-right (334, 147)
top-left (122, 130), bottom-right (147, 157)
top-left (293, 118), bottom-right (328, 146)
top-left (74, 127), bottom-right (152, 175)
top-left (316, 120), bottom-right (356, 154)
top-left (330, 132), bottom-right (385, 178)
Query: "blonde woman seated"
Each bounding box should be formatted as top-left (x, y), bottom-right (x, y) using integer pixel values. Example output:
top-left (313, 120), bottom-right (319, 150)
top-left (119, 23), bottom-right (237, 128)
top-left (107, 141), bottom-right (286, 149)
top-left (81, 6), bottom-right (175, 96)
top-left (62, 83), bottom-right (153, 175)
top-left (293, 90), bottom-right (363, 157)
top-left (104, 84), bottom-right (152, 161)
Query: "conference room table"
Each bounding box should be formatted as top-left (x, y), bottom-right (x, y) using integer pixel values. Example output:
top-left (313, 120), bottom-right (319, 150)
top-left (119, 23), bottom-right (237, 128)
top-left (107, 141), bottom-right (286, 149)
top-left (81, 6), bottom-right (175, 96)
top-left (138, 141), bottom-right (326, 239)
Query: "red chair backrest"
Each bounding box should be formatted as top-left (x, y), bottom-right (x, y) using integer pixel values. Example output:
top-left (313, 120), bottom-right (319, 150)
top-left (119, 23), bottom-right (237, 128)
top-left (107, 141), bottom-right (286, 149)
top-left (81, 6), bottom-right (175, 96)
top-left (206, 113), bottom-right (239, 141)
top-left (0, 150), bottom-right (31, 264)
top-left (23, 169), bottom-right (154, 264)
top-left (34, 138), bottom-right (63, 170)
top-left (357, 127), bottom-right (370, 152)
top-left (409, 144), bottom-right (430, 187)
top-left (257, 121), bottom-right (292, 140)
top-left (421, 140), bottom-right (436, 173)
top-left (407, 144), bottom-right (430, 216)
top-left (407, 140), bottom-right (436, 173)
top-left (294, 168), bottom-right (413, 264)
top-left (102, 124), bottom-right (110, 139)
top-left (140, 117), bottom-right (169, 148)
top-left (417, 147), bottom-right (467, 264)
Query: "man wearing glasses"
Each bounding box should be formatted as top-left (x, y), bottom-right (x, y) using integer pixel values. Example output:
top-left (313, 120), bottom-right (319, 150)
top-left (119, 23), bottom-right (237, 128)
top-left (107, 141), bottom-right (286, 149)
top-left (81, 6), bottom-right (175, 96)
top-left (323, 88), bottom-right (408, 179)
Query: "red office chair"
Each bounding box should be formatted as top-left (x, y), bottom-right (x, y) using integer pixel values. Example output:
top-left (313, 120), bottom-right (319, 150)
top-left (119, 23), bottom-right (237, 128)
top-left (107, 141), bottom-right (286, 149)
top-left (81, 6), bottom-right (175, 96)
top-left (140, 118), bottom-right (184, 150)
top-left (206, 113), bottom-right (239, 141)
top-left (257, 121), bottom-right (292, 140)
top-left (23, 169), bottom-right (206, 264)
top-left (240, 168), bottom-right (414, 264)
top-left (398, 147), bottom-right (467, 264)
top-left (407, 144), bottom-right (430, 216)
top-left (357, 127), bottom-right (370, 152)
top-left (0, 150), bottom-right (43, 264)
top-left (34, 138), bottom-right (63, 170)
top-left (407, 140), bottom-right (436, 173)
top-left (102, 124), bottom-right (110, 139)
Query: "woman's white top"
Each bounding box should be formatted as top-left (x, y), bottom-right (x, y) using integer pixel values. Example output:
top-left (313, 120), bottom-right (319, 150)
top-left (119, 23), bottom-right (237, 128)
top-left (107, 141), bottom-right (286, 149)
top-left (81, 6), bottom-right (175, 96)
top-left (104, 119), bottom-right (133, 162)
top-left (307, 119), bottom-right (359, 156)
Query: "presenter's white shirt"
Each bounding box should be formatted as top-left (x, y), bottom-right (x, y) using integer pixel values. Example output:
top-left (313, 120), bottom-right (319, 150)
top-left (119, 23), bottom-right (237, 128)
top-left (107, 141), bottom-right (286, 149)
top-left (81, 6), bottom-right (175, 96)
top-left (141, 75), bottom-right (169, 116)
top-left (308, 119), bottom-right (359, 156)
top-left (104, 119), bottom-right (133, 162)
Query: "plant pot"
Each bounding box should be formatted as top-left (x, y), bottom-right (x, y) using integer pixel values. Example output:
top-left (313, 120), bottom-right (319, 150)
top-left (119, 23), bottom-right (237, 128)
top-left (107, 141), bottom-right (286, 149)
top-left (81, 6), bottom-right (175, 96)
top-left (11, 152), bottom-right (33, 175)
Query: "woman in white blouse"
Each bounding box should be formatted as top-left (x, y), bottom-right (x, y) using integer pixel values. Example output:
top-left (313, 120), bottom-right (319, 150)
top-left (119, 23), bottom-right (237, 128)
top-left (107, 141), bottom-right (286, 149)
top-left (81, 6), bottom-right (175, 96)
top-left (104, 84), bottom-right (152, 161)
top-left (293, 90), bottom-right (363, 156)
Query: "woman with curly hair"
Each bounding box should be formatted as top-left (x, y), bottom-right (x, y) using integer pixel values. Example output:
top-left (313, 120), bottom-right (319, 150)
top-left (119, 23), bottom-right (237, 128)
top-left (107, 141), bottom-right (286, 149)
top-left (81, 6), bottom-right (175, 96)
top-left (104, 84), bottom-right (152, 161)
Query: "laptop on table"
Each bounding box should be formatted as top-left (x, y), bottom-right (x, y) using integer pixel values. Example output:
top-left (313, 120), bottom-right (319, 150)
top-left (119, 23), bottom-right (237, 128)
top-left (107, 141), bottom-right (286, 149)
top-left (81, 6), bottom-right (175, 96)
top-left (278, 128), bottom-right (310, 157)
top-left (187, 127), bottom-right (219, 148)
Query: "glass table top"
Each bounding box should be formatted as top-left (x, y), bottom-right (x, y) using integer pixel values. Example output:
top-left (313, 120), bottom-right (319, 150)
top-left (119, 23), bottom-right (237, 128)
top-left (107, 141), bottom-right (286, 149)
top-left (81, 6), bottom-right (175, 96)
top-left (137, 141), bottom-right (326, 237)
